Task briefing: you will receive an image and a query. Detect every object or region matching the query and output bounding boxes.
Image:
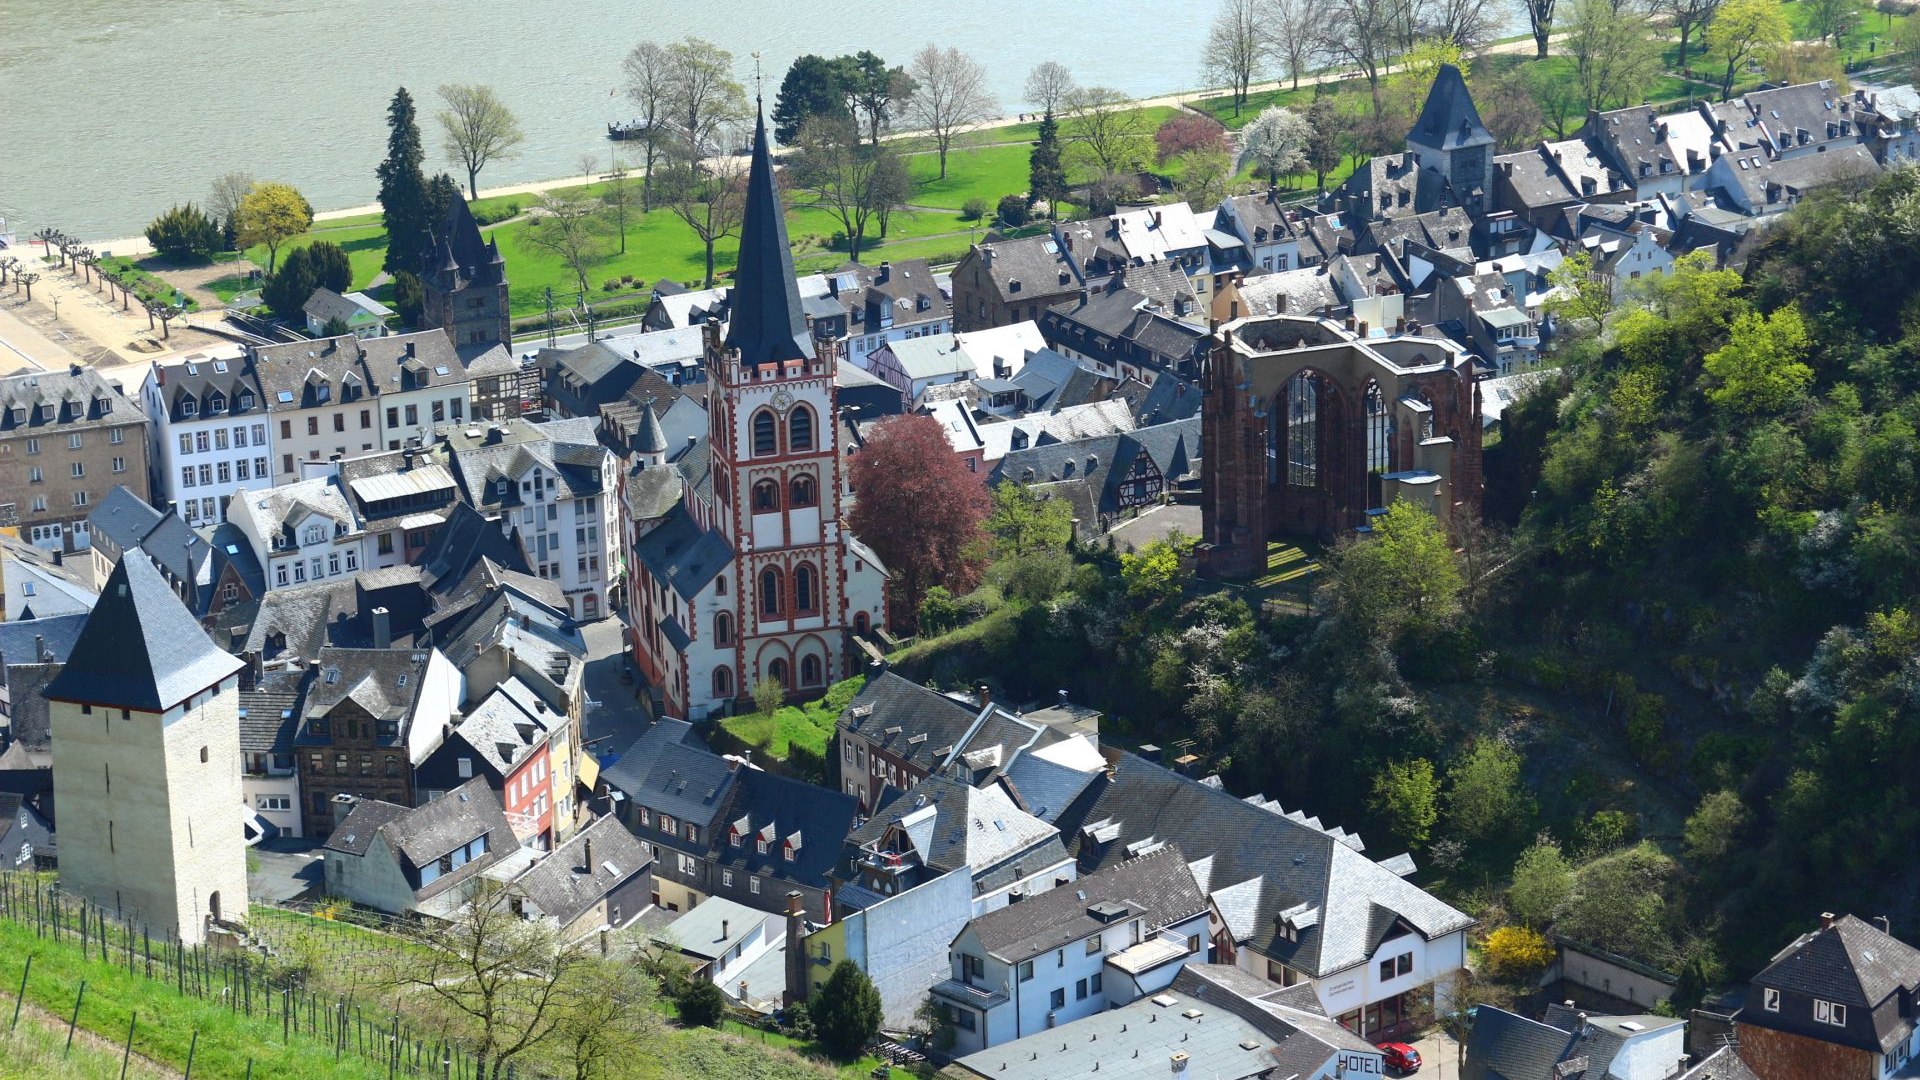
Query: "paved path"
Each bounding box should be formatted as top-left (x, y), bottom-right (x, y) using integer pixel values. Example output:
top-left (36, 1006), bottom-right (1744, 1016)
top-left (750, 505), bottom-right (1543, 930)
top-left (579, 615), bottom-right (654, 759)
top-left (0, 295), bottom-right (78, 373)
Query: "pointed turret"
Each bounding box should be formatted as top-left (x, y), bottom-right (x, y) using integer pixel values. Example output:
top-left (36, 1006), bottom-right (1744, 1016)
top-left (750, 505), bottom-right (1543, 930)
top-left (1408, 64), bottom-right (1490, 153)
top-left (724, 109), bottom-right (814, 365)
top-left (635, 399), bottom-right (667, 455)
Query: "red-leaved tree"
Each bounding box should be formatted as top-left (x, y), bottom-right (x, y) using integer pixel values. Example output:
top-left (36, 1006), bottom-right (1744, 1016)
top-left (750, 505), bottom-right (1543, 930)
top-left (846, 413), bottom-right (992, 632)
top-left (1154, 113), bottom-right (1227, 165)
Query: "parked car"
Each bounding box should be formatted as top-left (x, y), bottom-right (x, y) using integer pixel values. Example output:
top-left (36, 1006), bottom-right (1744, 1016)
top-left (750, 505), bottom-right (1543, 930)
top-left (1377, 1041), bottom-right (1421, 1075)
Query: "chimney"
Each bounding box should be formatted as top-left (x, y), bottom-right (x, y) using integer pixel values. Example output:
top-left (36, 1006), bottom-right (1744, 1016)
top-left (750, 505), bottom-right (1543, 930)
top-left (583, 838), bottom-right (593, 872)
top-left (1170, 1052), bottom-right (1189, 1075)
top-left (33, 634), bottom-right (45, 662)
top-left (722, 918), bottom-right (731, 939)
top-left (977, 684), bottom-right (991, 709)
top-left (784, 890), bottom-right (808, 1007)
top-left (877, 261), bottom-right (891, 284)
top-left (372, 606), bottom-right (392, 650)
top-left (405, 341), bottom-right (416, 359)
top-left (1821, 912), bottom-right (1838, 930)
top-left (1877, 916), bottom-right (1893, 935)
top-left (1058, 689), bottom-right (1069, 707)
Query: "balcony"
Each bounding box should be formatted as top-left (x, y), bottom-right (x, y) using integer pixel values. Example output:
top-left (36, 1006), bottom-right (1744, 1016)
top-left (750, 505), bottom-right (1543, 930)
top-left (930, 978), bottom-right (1007, 1010)
top-left (857, 848), bottom-right (917, 877)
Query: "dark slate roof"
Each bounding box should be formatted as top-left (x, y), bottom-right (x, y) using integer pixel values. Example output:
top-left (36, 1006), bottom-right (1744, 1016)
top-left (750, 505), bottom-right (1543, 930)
top-left (238, 668), bottom-right (305, 755)
top-left (322, 798), bottom-right (409, 856)
top-left (631, 504), bottom-right (733, 603)
top-left (968, 233), bottom-right (1085, 302)
top-left (511, 814), bottom-right (653, 928)
top-left (843, 773), bottom-right (1060, 878)
top-left (0, 613), bottom-right (88, 668)
top-left (43, 549), bottom-right (241, 712)
top-left (0, 366), bottom-right (143, 435)
top-left (966, 845), bottom-right (1207, 962)
top-left (1001, 751), bottom-right (1101, 823)
top-left (839, 671), bottom-right (981, 773)
top-left (419, 502), bottom-right (531, 589)
top-left (602, 719), bottom-right (740, 828)
top-left (88, 486), bottom-right (164, 553)
top-left (1409, 64), bottom-right (1491, 151)
top-left (724, 111), bottom-right (813, 365)
top-left (710, 767), bottom-right (860, 893)
top-left (1051, 752), bottom-right (1472, 978)
top-left (1463, 1006), bottom-right (1589, 1080)
top-left (151, 351), bottom-right (268, 425)
top-left (1754, 915), bottom-right (1920, 1008)
top-left (300, 647), bottom-right (431, 728)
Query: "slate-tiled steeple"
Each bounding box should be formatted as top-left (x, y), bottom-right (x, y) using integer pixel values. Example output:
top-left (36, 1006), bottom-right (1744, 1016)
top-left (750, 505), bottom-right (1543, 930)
top-left (723, 108), bottom-right (814, 365)
top-left (1408, 63), bottom-right (1491, 151)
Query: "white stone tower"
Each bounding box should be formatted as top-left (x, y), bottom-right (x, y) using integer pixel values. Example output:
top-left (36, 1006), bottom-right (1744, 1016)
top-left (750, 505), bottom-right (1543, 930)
top-left (44, 547), bottom-right (248, 945)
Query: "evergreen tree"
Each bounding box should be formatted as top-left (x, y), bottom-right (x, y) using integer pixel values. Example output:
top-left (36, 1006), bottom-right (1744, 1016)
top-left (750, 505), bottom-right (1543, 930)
top-left (393, 270), bottom-right (425, 327)
top-left (773, 54), bottom-right (850, 145)
top-left (425, 172), bottom-right (462, 237)
top-left (306, 240), bottom-right (352, 293)
top-left (1304, 96), bottom-right (1343, 192)
top-left (377, 87), bottom-right (431, 275)
top-left (811, 961), bottom-right (883, 1059)
top-left (1027, 112), bottom-right (1069, 214)
top-left (262, 245), bottom-right (321, 321)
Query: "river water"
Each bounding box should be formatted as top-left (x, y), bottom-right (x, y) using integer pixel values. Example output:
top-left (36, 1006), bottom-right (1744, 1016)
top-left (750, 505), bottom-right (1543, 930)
top-left (0, 0), bottom-right (1229, 241)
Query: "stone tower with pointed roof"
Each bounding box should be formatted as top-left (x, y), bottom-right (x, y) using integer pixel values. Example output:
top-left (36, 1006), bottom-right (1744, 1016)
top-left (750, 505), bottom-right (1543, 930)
top-left (1406, 64), bottom-right (1495, 214)
top-left (43, 549), bottom-right (247, 945)
top-left (701, 107), bottom-right (860, 702)
top-left (420, 198), bottom-right (510, 349)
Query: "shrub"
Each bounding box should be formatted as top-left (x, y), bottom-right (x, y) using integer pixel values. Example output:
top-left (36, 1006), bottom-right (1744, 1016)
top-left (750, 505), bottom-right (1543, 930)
top-left (996, 194), bottom-right (1031, 227)
top-left (961, 196), bottom-right (990, 221)
top-left (603, 278), bottom-right (621, 291)
top-left (145, 203), bottom-right (221, 259)
top-left (1485, 926), bottom-right (1556, 978)
top-left (676, 980), bottom-right (728, 1028)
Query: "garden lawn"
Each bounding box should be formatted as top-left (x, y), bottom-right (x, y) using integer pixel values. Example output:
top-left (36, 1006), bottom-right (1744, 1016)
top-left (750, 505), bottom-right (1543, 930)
top-left (1783, 0), bottom-right (1911, 53)
top-left (243, 220), bottom-right (387, 292)
top-left (908, 144), bottom-right (1034, 210)
top-left (0, 918), bottom-right (388, 1080)
top-left (718, 677), bottom-right (862, 760)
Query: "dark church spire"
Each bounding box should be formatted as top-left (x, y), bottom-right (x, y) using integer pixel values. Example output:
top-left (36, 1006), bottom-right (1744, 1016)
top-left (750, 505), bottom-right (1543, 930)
top-left (723, 107), bottom-right (814, 365)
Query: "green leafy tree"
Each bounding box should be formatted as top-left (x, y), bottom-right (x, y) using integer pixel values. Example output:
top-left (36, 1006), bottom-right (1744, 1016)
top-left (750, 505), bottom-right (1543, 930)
top-left (751, 674), bottom-right (785, 717)
top-left (1444, 740), bottom-right (1533, 852)
top-left (987, 481), bottom-right (1075, 557)
top-left (836, 50), bottom-right (914, 146)
top-left (811, 960), bottom-right (883, 1059)
top-left (774, 54), bottom-right (853, 145)
top-left (1508, 840), bottom-right (1574, 925)
top-left (144, 204), bottom-right (221, 260)
top-left (1028, 112), bottom-right (1070, 212)
top-left (1706, 0), bottom-right (1791, 98)
top-left (262, 241), bottom-right (347, 321)
top-left (235, 182), bottom-right (313, 274)
top-left (1544, 249), bottom-right (1615, 333)
top-left (1704, 306), bottom-right (1814, 414)
top-left (1120, 537), bottom-right (1192, 608)
top-left (1555, 842), bottom-right (1683, 966)
top-left (1684, 789), bottom-right (1749, 863)
top-left (1370, 758), bottom-right (1441, 849)
top-left (1566, 0), bottom-right (1663, 113)
top-left (1329, 501), bottom-right (1463, 635)
top-left (377, 87), bottom-right (432, 274)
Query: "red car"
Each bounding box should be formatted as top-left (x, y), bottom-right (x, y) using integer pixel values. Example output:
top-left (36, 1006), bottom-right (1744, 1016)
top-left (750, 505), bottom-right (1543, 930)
top-left (1376, 1042), bottom-right (1421, 1075)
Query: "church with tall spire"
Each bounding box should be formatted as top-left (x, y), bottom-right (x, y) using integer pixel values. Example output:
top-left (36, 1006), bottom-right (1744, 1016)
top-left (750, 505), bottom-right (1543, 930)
top-left (626, 107), bottom-right (888, 722)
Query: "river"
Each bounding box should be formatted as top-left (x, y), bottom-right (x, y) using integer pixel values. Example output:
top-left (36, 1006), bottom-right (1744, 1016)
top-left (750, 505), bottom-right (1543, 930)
top-left (0, 0), bottom-right (1233, 241)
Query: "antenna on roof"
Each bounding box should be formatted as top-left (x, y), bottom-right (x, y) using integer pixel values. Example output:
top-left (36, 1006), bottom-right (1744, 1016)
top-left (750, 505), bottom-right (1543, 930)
top-left (751, 51), bottom-right (764, 108)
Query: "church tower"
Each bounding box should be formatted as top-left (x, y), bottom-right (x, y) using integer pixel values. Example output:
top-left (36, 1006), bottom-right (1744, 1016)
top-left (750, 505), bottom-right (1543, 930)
top-left (704, 107), bottom-right (859, 697)
top-left (1406, 63), bottom-right (1495, 214)
top-left (44, 549), bottom-right (248, 945)
top-left (420, 198), bottom-right (511, 348)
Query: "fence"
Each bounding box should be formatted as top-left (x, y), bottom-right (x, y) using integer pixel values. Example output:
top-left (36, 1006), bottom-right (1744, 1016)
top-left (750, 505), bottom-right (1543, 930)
top-left (0, 871), bottom-right (550, 1080)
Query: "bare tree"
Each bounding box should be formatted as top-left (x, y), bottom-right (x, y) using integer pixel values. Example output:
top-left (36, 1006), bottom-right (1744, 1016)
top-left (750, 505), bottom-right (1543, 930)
top-left (17, 272), bottom-right (39, 303)
top-left (1060, 86), bottom-right (1154, 177)
top-left (1268, 0), bottom-right (1328, 90)
top-left (437, 84), bottom-right (526, 199)
top-left (1522, 0), bottom-right (1556, 58)
top-left (1804, 0), bottom-right (1856, 43)
top-left (207, 172), bottom-right (253, 234)
top-left (553, 955), bottom-right (659, 1080)
top-left (905, 45), bottom-right (998, 179)
top-left (1204, 0), bottom-right (1269, 115)
top-left (527, 190), bottom-right (609, 300)
top-left (1567, 0), bottom-right (1663, 112)
top-left (390, 881), bottom-right (590, 1080)
top-left (1660, 0), bottom-right (1726, 63)
top-left (659, 146), bottom-right (747, 287)
top-left (1024, 61), bottom-right (1077, 116)
top-left (666, 38), bottom-right (751, 161)
top-left (1322, 0), bottom-right (1407, 111)
top-left (621, 41), bottom-right (675, 211)
top-left (789, 117), bottom-right (907, 262)
top-left (1424, 0), bottom-right (1502, 48)
top-left (602, 153), bottom-right (635, 254)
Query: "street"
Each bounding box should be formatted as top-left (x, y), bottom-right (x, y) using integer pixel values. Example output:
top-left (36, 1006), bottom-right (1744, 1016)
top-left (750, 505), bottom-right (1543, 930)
top-left (578, 614), bottom-right (654, 764)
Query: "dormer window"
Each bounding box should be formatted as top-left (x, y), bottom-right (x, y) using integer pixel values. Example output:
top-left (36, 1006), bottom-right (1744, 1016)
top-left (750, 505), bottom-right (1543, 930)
top-left (208, 393), bottom-right (225, 413)
top-left (1763, 988), bottom-right (1780, 1011)
top-left (1815, 999), bottom-right (1847, 1026)
top-left (783, 843), bottom-right (796, 862)
top-left (239, 392), bottom-right (255, 409)
top-left (757, 837), bottom-right (769, 854)
top-left (181, 399), bottom-right (197, 417)
top-left (729, 828), bottom-right (742, 847)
